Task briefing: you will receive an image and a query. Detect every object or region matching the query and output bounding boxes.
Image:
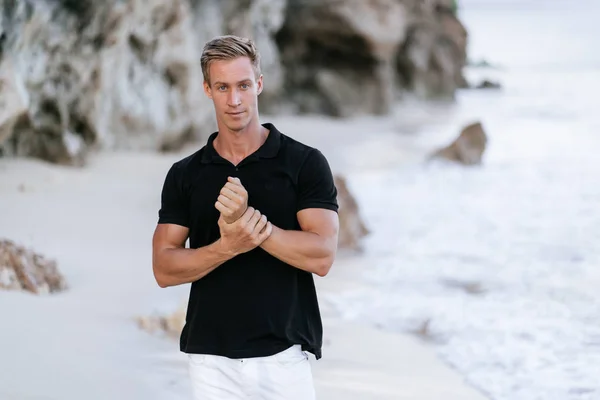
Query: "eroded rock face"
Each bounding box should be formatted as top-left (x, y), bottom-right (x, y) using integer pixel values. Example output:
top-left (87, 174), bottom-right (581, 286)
top-left (0, 0), bottom-right (209, 164)
top-left (334, 174), bottom-right (370, 250)
top-left (0, 0), bottom-right (290, 164)
top-left (0, 239), bottom-right (68, 294)
top-left (0, 0), bottom-right (468, 164)
top-left (275, 0), bottom-right (468, 115)
top-left (430, 121), bottom-right (488, 165)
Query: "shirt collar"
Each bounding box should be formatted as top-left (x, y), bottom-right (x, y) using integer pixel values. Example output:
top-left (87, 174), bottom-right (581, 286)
top-left (201, 123), bottom-right (281, 164)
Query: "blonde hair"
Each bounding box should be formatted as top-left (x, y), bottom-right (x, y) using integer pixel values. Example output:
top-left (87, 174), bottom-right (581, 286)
top-left (200, 35), bottom-right (261, 85)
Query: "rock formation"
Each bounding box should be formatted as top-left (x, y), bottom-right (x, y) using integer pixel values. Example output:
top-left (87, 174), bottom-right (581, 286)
top-left (0, 239), bottom-right (68, 294)
top-left (274, 0), bottom-right (408, 117)
top-left (0, 0), bottom-right (210, 165)
top-left (275, 0), bottom-right (467, 117)
top-left (0, 0), bottom-right (468, 164)
top-left (429, 121), bottom-right (488, 165)
top-left (334, 174), bottom-right (370, 250)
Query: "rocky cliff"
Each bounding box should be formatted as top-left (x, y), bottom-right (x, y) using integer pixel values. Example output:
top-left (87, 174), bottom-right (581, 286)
top-left (0, 0), bottom-right (467, 164)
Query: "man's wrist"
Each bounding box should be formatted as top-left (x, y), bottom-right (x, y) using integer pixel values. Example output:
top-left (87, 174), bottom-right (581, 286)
top-left (259, 222), bottom-right (277, 249)
top-left (213, 238), bottom-right (237, 259)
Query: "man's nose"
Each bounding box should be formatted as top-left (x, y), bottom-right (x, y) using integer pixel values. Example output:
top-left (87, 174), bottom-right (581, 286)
top-left (227, 89), bottom-right (241, 106)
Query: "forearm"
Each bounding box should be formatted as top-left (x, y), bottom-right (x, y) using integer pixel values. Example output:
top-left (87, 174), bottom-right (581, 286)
top-left (153, 240), bottom-right (233, 287)
top-left (259, 225), bottom-right (337, 276)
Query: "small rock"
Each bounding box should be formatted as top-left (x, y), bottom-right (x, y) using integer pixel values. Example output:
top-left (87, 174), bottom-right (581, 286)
top-left (136, 301), bottom-right (186, 339)
top-left (334, 174), bottom-right (370, 250)
top-left (475, 79), bottom-right (502, 89)
top-left (0, 239), bottom-right (68, 294)
top-left (429, 121), bottom-right (488, 166)
top-left (441, 278), bottom-right (486, 295)
top-left (414, 318), bottom-right (432, 339)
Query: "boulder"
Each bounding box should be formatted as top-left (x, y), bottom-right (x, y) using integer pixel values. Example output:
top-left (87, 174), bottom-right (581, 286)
top-left (0, 239), bottom-right (68, 294)
top-left (429, 121), bottom-right (488, 165)
top-left (334, 174), bottom-right (370, 250)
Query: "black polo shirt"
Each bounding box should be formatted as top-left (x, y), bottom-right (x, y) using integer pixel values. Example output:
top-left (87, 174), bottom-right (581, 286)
top-left (157, 122), bottom-right (338, 360)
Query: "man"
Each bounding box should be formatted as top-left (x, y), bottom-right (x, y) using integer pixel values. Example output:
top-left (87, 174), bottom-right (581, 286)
top-left (151, 35), bottom-right (339, 400)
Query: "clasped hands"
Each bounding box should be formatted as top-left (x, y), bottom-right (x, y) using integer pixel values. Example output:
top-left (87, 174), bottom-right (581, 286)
top-left (214, 176), bottom-right (273, 256)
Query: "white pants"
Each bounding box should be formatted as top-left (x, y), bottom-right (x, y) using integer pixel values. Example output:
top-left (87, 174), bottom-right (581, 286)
top-left (188, 345), bottom-right (316, 400)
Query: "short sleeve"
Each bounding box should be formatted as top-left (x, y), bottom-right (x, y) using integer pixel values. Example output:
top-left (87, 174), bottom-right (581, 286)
top-left (157, 163), bottom-right (190, 227)
top-left (296, 149), bottom-right (339, 213)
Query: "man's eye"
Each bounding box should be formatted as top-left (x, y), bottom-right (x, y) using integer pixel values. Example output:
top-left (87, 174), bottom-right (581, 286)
top-left (240, 84), bottom-right (249, 89)
top-left (218, 86), bottom-right (227, 91)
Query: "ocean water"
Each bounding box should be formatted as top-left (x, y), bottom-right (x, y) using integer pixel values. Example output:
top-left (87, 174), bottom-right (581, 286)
top-left (328, 1), bottom-right (600, 399)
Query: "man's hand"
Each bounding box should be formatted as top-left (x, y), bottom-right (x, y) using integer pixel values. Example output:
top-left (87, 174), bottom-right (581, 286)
top-left (215, 177), bottom-right (248, 223)
top-left (218, 207), bottom-right (272, 256)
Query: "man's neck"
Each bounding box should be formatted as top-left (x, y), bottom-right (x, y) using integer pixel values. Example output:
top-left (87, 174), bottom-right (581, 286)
top-left (213, 120), bottom-right (269, 165)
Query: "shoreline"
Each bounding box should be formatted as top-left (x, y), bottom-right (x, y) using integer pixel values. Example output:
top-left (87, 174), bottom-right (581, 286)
top-left (313, 251), bottom-right (488, 399)
top-left (0, 114), bottom-right (487, 399)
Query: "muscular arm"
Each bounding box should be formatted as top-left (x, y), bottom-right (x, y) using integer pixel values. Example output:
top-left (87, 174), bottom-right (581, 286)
top-left (152, 223), bottom-right (233, 288)
top-left (259, 208), bottom-right (339, 277)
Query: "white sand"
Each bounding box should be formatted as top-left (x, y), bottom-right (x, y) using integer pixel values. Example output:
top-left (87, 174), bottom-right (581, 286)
top-left (0, 115), bottom-right (487, 399)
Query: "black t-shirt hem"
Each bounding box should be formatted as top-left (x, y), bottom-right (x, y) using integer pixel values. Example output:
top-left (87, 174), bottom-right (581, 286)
top-left (181, 343), bottom-right (322, 360)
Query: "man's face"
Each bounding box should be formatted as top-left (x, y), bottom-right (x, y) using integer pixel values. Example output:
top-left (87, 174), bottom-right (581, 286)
top-left (204, 56), bottom-right (263, 132)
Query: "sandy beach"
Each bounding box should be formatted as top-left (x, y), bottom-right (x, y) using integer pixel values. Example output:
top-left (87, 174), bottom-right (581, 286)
top-left (0, 114), bottom-right (487, 400)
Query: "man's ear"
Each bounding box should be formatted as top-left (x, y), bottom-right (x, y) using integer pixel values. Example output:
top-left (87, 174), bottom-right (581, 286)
top-left (256, 75), bottom-right (264, 96)
top-left (203, 81), bottom-right (213, 99)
